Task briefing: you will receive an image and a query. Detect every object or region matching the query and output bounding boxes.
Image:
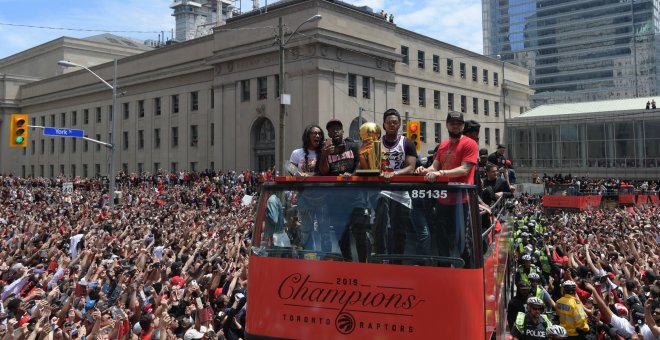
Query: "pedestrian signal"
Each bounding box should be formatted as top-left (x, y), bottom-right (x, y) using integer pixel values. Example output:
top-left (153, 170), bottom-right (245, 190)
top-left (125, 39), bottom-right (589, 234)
top-left (9, 114), bottom-right (28, 147)
top-left (406, 120), bottom-right (421, 151)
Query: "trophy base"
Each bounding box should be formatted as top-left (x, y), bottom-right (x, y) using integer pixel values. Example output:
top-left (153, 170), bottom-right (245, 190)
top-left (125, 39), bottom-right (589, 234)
top-left (356, 169), bottom-right (381, 176)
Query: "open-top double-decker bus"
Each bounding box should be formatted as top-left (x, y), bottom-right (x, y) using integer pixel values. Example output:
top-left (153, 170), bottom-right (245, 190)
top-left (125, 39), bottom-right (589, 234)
top-left (246, 176), bottom-right (512, 339)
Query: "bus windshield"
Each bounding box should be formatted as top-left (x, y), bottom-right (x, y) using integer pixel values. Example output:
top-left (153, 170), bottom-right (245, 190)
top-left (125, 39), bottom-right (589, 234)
top-left (252, 181), bottom-right (479, 269)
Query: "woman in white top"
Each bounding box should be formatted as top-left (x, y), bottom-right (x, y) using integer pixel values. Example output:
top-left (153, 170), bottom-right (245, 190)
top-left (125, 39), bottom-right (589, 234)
top-left (288, 124), bottom-right (324, 176)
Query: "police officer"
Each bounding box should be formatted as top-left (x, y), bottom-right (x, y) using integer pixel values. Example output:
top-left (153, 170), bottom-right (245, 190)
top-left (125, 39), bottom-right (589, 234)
top-left (529, 272), bottom-right (555, 310)
top-left (555, 280), bottom-right (589, 339)
top-left (517, 254), bottom-right (541, 285)
top-left (512, 297), bottom-right (553, 340)
top-left (507, 281), bottom-right (532, 332)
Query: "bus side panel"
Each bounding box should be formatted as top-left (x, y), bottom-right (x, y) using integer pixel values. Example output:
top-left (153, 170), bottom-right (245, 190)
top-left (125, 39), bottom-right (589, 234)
top-left (246, 257), bottom-right (485, 340)
top-left (619, 194), bottom-right (636, 205)
top-left (484, 219), bottom-right (512, 340)
top-left (543, 195), bottom-right (580, 209)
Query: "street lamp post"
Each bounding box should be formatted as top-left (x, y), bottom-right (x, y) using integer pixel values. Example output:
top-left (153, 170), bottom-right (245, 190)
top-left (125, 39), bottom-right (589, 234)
top-left (58, 59), bottom-right (118, 207)
top-left (277, 14), bottom-right (322, 174)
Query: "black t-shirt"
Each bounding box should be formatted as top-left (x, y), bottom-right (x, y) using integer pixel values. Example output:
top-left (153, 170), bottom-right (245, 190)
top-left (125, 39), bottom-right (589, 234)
top-left (488, 152), bottom-right (505, 167)
top-left (481, 177), bottom-right (511, 206)
top-left (325, 138), bottom-right (360, 175)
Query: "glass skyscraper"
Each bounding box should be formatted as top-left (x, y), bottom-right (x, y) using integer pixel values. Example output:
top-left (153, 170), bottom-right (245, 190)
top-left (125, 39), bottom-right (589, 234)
top-left (483, 0), bottom-right (660, 106)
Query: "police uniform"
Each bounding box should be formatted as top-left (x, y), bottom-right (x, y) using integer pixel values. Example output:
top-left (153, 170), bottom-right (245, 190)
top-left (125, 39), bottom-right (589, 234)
top-left (511, 312), bottom-right (552, 339)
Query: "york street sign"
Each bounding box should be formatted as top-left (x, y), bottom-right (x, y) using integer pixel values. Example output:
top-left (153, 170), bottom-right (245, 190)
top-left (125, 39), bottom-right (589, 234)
top-left (43, 128), bottom-right (85, 138)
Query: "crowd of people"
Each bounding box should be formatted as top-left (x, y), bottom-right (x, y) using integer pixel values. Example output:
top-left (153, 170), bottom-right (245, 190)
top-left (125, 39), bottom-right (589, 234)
top-left (0, 170), bottom-right (262, 340)
top-left (510, 203), bottom-right (660, 339)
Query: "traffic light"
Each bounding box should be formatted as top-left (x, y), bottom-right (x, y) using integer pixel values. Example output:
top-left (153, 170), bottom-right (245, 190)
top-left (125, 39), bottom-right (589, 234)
top-left (9, 114), bottom-right (28, 147)
top-left (406, 120), bottom-right (421, 151)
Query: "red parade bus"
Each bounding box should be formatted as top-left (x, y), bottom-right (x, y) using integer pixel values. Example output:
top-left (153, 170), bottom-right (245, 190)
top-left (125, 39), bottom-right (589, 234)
top-left (542, 184), bottom-right (602, 211)
top-left (246, 176), bottom-right (512, 340)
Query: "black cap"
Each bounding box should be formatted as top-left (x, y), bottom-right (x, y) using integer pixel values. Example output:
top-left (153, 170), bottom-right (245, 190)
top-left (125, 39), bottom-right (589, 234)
top-left (463, 120), bottom-right (481, 133)
top-left (383, 108), bottom-right (401, 122)
top-left (497, 143), bottom-right (506, 149)
top-left (326, 119), bottom-right (343, 129)
top-left (446, 111), bottom-right (464, 123)
top-left (479, 148), bottom-right (489, 157)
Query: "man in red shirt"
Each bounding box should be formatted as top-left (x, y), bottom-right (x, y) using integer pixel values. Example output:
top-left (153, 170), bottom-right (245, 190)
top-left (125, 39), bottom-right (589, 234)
top-left (414, 112), bottom-right (479, 258)
top-left (414, 111), bottom-right (478, 184)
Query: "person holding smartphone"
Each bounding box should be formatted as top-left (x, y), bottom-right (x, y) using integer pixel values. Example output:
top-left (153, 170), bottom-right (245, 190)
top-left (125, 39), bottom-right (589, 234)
top-left (319, 119), bottom-right (359, 176)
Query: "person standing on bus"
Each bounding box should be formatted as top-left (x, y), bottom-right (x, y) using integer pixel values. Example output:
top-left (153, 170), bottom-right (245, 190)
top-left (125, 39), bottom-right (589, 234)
top-left (511, 297), bottom-right (554, 340)
top-left (373, 109), bottom-right (417, 256)
top-left (556, 280), bottom-right (590, 339)
top-left (414, 111), bottom-right (478, 258)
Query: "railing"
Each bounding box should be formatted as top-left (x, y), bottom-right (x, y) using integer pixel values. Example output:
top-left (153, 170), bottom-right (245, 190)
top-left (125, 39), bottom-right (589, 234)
top-left (481, 196), bottom-right (509, 250)
top-left (513, 158), bottom-right (660, 169)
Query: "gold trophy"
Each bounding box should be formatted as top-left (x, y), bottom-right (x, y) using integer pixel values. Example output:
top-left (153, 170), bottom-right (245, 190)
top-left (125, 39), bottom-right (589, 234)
top-left (356, 122), bottom-right (382, 176)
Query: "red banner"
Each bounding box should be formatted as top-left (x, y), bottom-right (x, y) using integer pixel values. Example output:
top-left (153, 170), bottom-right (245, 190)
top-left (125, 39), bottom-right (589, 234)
top-left (543, 195), bottom-right (602, 211)
top-left (619, 194), bottom-right (636, 205)
top-left (247, 257), bottom-right (486, 340)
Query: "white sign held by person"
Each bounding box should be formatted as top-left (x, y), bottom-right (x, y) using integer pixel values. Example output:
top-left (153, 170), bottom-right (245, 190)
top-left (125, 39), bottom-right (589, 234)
top-left (63, 182), bottom-right (74, 194)
top-left (242, 195), bottom-right (254, 206)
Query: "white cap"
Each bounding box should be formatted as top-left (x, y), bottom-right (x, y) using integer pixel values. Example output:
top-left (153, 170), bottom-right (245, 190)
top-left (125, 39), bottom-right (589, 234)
top-left (184, 328), bottom-right (205, 340)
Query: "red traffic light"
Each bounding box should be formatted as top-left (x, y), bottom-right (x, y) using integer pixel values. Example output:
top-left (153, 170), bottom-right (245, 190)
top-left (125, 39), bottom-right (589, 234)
top-left (410, 124), bottom-right (418, 132)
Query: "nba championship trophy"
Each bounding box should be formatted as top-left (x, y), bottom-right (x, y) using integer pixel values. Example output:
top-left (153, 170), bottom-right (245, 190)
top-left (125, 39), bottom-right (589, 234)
top-left (356, 122), bottom-right (382, 176)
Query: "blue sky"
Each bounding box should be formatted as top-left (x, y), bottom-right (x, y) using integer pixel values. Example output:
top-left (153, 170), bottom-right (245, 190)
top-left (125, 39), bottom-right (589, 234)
top-left (0, 0), bottom-right (483, 60)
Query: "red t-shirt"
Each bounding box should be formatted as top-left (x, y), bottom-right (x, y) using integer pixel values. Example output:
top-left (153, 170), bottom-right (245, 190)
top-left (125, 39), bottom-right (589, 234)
top-left (434, 136), bottom-right (478, 184)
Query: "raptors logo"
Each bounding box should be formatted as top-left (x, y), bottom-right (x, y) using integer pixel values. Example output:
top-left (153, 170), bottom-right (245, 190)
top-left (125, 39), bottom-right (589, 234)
top-left (335, 312), bottom-right (356, 334)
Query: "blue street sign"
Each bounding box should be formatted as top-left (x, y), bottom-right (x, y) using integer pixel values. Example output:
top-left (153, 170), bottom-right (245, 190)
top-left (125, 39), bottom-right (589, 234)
top-left (43, 127), bottom-right (85, 138)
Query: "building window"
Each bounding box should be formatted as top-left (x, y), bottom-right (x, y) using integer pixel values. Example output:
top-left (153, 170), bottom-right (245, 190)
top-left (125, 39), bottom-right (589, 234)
top-left (401, 46), bottom-right (409, 64)
top-left (108, 105), bottom-right (113, 121)
top-left (50, 139), bottom-right (55, 153)
top-left (171, 127), bottom-right (178, 147)
top-left (483, 69), bottom-right (489, 84)
top-left (95, 164), bottom-right (100, 177)
top-left (137, 163), bottom-right (144, 174)
top-left (494, 72), bottom-right (499, 86)
top-left (59, 165), bottom-right (64, 176)
top-left (419, 87), bottom-right (426, 107)
top-left (154, 97), bottom-right (161, 115)
top-left (96, 134), bottom-right (101, 151)
top-left (60, 112), bottom-right (66, 126)
top-left (275, 75), bottom-right (280, 98)
top-left (84, 140), bottom-right (88, 152)
top-left (495, 128), bottom-right (501, 145)
top-left (472, 66), bottom-right (478, 81)
top-left (154, 128), bottom-right (161, 148)
top-left (40, 140), bottom-right (45, 154)
top-left (123, 103), bottom-right (129, 119)
top-left (40, 116), bottom-right (45, 126)
top-left (460, 95), bottom-right (467, 113)
top-left (420, 121), bottom-right (426, 142)
top-left (448, 93), bottom-right (454, 111)
top-left (417, 50), bottom-right (425, 69)
top-left (402, 84), bottom-right (410, 105)
top-left (138, 100), bottom-right (145, 117)
top-left (72, 111), bottom-right (77, 125)
top-left (83, 164), bottom-right (88, 178)
top-left (71, 165), bottom-right (76, 178)
top-left (191, 91), bottom-right (199, 110)
top-left (31, 140), bottom-right (35, 155)
top-left (71, 139), bottom-right (76, 153)
top-left (447, 59), bottom-right (453, 76)
top-left (50, 114), bottom-right (55, 126)
top-left (40, 165), bottom-right (44, 177)
top-left (348, 74), bottom-right (357, 97)
top-left (96, 107), bottom-right (102, 123)
top-left (171, 95), bottom-right (179, 113)
top-left (460, 63), bottom-right (466, 79)
top-left (190, 162), bottom-right (197, 172)
top-left (210, 123), bottom-right (215, 145)
top-left (210, 88), bottom-right (215, 108)
top-left (434, 123), bottom-right (441, 143)
top-left (84, 109), bottom-right (89, 124)
top-left (473, 97), bottom-right (478, 114)
top-left (138, 130), bottom-right (144, 149)
top-left (484, 99), bottom-right (490, 116)
top-left (256, 77), bottom-right (267, 100)
top-left (362, 76), bottom-right (370, 99)
top-left (122, 163), bottom-right (128, 173)
top-left (241, 80), bottom-right (250, 101)
top-left (123, 131), bottom-right (129, 150)
top-left (485, 127), bottom-right (491, 145)
top-left (494, 101), bottom-right (500, 117)
top-left (190, 125), bottom-right (198, 147)
top-left (171, 162), bottom-right (178, 173)
top-left (433, 55), bottom-right (439, 72)
top-left (434, 90), bottom-right (440, 109)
